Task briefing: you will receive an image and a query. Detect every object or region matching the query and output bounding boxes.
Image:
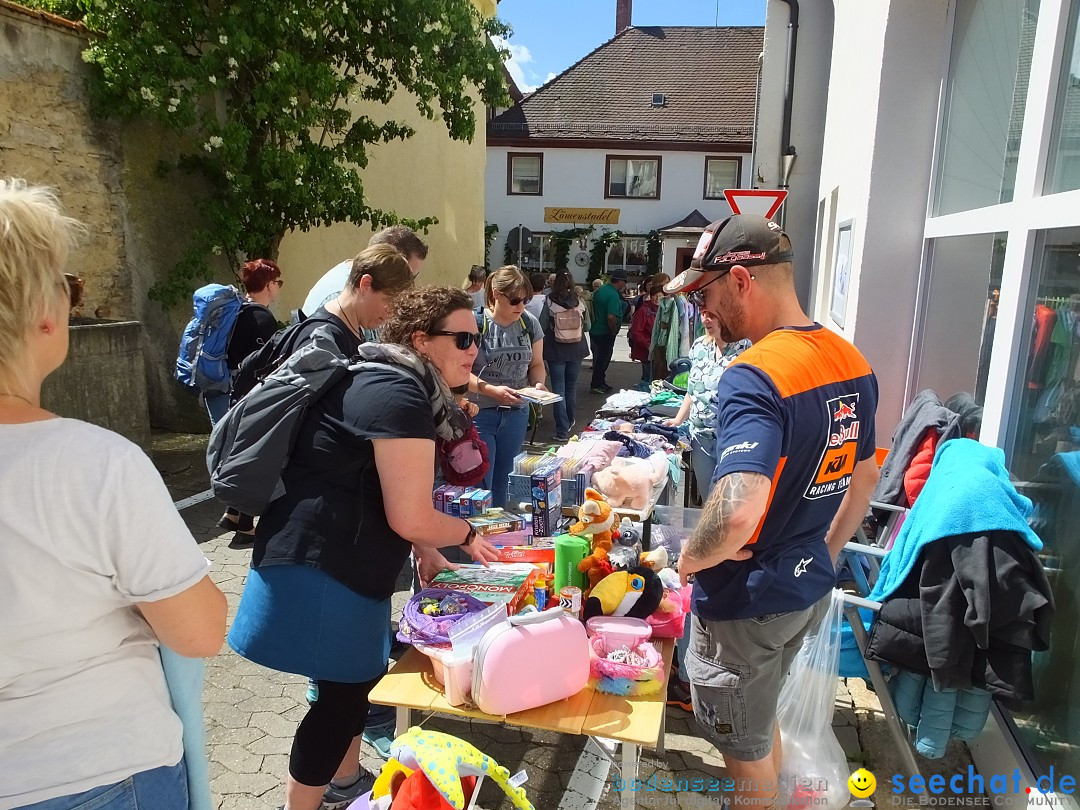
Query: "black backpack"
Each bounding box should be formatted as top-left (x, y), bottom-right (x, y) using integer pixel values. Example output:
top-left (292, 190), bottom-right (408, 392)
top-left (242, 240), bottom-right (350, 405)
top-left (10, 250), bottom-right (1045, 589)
top-left (231, 313), bottom-right (334, 402)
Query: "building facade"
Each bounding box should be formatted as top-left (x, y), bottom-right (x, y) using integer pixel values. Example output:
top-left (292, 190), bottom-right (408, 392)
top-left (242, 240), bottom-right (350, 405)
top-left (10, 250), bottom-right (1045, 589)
top-left (769, 0), bottom-right (1080, 792)
top-left (485, 25), bottom-right (762, 284)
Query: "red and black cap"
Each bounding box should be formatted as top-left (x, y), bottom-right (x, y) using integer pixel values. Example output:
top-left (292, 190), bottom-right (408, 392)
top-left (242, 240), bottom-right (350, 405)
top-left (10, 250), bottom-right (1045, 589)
top-left (664, 214), bottom-right (793, 294)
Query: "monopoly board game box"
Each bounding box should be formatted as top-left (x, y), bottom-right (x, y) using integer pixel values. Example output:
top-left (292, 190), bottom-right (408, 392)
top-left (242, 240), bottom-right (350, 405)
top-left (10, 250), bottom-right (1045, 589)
top-left (430, 563), bottom-right (538, 614)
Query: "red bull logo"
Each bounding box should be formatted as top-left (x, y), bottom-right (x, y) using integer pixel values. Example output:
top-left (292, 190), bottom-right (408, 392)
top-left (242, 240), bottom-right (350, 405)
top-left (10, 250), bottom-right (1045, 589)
top-left (834, 401), bottom-right (857, 422)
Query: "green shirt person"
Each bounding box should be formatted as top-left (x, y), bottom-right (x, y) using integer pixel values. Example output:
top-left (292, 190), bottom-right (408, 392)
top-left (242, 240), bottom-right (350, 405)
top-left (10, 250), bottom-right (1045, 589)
top-left (588, 270), bottom-right (628, 393)
top-left (590, 273), bottom-right (627, 337)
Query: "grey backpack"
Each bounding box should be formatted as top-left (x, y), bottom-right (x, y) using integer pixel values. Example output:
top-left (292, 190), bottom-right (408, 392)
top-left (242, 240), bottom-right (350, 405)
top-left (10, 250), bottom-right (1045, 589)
top-left (206, 326), bottom-right (409, 515)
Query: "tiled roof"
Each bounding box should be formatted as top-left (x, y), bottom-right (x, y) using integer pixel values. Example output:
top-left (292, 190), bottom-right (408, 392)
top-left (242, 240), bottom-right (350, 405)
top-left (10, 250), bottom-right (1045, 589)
top-left (488, 26), bottom-right (762, 145)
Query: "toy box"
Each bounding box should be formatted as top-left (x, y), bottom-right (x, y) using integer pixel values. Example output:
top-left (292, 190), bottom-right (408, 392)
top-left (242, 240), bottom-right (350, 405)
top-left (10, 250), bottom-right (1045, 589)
top-left (467, 509), bottom-right (527, 536)
top-left (431, 563), bottom-right (539, 615)
top-left (530, 459), bottom-right (562, 538)
top-left (493, 537), bottom-right (556, 564)
top-left (432, 485), bottom-right (451, 511)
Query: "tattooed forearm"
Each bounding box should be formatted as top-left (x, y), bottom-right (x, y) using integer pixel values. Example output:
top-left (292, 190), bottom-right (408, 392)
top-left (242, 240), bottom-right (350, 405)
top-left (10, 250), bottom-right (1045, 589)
top-left (685, 472), bottom-right (770, 560)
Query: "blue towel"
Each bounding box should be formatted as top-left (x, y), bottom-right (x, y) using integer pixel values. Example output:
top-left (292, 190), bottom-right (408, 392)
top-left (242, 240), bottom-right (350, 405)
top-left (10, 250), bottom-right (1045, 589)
top-left (160, 647), bottom-right (213, 810)
top-left (869, 438), bottom-right (1042, 603)
top-left (1055, 449), bottom-right (1080, 487)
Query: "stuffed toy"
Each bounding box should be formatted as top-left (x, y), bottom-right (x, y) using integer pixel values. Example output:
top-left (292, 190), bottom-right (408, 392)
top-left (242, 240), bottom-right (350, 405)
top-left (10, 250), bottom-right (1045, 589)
top-left (591, 454), bottom-right (668, 510)
top-left (389, 727), bottom-right (533, 810)
top-left (583, 564), bottom-right (665, 621)
top-left (569, 488), bottom-right (618, 594)
top-left (639, 546), bottom-right (669, 572)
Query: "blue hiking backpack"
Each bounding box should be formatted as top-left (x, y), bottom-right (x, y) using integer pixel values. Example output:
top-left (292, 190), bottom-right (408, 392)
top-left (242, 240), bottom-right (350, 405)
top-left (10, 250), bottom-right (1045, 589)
top-left (175, 284), bottom-right (245, 395)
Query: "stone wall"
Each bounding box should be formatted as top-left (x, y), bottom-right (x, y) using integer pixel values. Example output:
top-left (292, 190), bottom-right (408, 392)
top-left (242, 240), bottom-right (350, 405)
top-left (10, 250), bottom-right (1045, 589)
top-left (42, 319), bottom-right (151, 448)
top-left (0, 1), bottom-right (223, 433)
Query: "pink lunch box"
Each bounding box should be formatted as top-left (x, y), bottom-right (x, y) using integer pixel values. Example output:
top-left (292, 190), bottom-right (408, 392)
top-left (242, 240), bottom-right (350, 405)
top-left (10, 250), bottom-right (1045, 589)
top-left (471, 609), bottom-right (590, 715)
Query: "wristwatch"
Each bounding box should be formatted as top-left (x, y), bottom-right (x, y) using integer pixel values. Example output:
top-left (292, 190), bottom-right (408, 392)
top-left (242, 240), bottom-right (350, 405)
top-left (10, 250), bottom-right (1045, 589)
top-left (460, 520), bottom-right (477, 547)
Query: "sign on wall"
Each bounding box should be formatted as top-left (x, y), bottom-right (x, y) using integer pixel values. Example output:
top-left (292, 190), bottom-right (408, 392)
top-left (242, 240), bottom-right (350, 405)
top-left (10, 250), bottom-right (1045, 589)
top-left (723, 189), bottom-right (788, 219)
top-left (830, 219), bottom-right (855, 329)
top-left (543, 207), bottom-right (621, 225)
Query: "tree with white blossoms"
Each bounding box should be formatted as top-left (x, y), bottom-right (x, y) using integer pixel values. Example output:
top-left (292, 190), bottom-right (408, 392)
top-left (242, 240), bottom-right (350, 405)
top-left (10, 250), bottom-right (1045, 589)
top-left (78, 0), bottom-right (510, 305)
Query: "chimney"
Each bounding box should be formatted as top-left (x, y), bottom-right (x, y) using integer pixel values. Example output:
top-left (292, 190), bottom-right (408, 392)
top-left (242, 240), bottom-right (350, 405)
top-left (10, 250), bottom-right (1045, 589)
top-left (616, 0), bottom-right (632, 34)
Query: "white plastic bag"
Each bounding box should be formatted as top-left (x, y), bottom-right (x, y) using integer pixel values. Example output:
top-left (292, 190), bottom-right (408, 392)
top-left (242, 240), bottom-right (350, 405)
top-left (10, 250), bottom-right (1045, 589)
top-left (777, 588), bottom-right (850, 809)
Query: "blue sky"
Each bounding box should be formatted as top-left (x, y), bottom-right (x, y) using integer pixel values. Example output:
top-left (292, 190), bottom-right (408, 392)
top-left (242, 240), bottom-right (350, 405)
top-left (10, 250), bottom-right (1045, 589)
top-left (494, 0), bottom-right (767, 92)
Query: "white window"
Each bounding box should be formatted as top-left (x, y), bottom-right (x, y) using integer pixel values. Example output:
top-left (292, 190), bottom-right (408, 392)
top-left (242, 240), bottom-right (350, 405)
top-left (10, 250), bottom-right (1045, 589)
top-left (519, 234), bottom-right (555, 272)
top-left (606, 156), bottom-right (661, 199)
top-left (507, 153), bottom-right (542, 195)
top-left (606, 236), bottom-right (649, 275)
top-left (704, 157), bottom-right (741, 199)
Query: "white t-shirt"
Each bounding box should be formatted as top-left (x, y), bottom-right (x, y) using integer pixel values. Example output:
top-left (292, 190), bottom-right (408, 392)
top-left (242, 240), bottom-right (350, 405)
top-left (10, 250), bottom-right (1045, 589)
top-left (0, 419), bottom-right (211, 808)
top-left (302, 259), bottom-right (352, 316)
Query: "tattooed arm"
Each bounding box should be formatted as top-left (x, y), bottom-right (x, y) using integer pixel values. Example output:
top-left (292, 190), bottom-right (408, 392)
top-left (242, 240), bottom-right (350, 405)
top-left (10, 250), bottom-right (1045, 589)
top-left (678, 471), bottom-right (772, 586)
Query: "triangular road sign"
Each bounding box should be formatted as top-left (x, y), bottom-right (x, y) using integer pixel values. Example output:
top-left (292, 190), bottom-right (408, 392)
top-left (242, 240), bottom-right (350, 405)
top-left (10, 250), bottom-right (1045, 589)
top-left (724, 189), bottom-right (788, 219)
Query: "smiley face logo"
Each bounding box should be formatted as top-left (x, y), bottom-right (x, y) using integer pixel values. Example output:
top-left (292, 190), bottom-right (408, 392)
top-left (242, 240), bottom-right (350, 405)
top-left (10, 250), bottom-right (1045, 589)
top-left (848, 768), bottom-right (876, 799)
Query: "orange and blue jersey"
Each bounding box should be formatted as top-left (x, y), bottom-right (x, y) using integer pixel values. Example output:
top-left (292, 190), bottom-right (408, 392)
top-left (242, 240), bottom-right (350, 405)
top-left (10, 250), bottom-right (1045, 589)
top-left (693, 324), bottom-right (878, 621)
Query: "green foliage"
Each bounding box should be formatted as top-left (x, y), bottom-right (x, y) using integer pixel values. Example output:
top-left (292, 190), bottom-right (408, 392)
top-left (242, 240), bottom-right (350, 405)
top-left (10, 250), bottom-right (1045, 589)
top-left (645, 230), bottom-right (662, 276)
top-left (503, 238), bottom-right (514, 267)
top-left (550, 226), bottom-right (592, 272)
top-left (18, 0), bottom-right (88, 20)
top-left (79, 0), bottom-right (511, 305)
top-left (587, 229), bottom-right (622, 283)
top-left (484, 222), bottom-right (499, 268)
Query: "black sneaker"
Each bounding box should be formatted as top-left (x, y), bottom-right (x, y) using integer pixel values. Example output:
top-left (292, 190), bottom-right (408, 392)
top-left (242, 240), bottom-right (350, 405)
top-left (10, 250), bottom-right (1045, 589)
top-left (227, 532), bottom-right (255, 549)
top-left (666, 676), bottom-right (693, 712)
top-left (322, 770), bottom-right (377, 809)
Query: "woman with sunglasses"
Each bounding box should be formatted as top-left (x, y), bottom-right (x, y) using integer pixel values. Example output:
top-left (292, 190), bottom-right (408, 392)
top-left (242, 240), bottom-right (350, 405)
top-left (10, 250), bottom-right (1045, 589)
top-left (227, 286), bottom-right (499, 810)
top-left (0, 181), bottom-right (227, 809)
top-left (213, 258), bottom-right (285, 546)
top-left (467, 265), bottom-right (546, 507)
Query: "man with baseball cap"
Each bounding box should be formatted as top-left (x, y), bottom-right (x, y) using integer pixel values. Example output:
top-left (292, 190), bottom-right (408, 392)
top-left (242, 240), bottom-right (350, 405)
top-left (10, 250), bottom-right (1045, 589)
top-left (670, 214), bottom-right (879, 805)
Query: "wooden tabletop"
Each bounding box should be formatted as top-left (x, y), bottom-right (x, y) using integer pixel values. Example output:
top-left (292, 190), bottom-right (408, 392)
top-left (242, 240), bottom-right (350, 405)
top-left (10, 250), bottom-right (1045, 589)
top-left (370, 637), bottom-right (675, 748)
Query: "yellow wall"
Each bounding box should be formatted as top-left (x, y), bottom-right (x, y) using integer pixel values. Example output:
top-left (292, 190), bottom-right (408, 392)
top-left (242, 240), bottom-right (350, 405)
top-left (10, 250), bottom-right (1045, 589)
top-left (277, 0), bottom-right (497, 306)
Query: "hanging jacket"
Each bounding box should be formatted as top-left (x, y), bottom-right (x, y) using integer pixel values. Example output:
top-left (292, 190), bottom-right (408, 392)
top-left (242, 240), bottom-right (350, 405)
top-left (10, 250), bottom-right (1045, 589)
top-left (872, 390), bottom-right (962, 507)
top-left (866, 440), bottom-right (1053, 700)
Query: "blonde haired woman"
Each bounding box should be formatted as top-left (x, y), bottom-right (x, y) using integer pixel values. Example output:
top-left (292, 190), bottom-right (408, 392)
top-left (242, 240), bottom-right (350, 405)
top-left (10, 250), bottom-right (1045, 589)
top-left (0, 179), bottom-right (226, 809)
top-left (468, 265), bottom-right (546, 507)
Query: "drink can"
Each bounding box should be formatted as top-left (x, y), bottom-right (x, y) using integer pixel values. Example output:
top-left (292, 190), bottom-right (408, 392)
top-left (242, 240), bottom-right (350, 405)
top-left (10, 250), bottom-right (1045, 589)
top-left (559, 586), bottom-right (582, 618)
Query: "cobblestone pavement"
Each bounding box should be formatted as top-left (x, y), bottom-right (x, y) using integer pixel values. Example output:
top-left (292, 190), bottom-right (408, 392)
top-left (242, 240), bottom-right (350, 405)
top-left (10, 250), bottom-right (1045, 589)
top-left (159, 349), bottom-right (975, 809)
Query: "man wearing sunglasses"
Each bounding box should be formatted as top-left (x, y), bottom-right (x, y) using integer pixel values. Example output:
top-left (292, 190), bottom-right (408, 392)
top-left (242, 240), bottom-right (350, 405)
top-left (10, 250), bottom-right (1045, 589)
top-left (588, 268), bottom-right (628, 394)
top-left (665, 215), bottom-right (879, 809)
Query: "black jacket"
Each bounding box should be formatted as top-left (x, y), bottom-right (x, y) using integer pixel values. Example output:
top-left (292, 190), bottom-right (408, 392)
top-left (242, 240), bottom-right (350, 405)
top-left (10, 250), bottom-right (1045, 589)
top-left (865, 530), bottom-right (1053, 700)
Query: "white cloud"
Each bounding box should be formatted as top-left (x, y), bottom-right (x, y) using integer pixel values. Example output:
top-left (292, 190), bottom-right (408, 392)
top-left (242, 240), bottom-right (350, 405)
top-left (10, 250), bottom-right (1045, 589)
top-left (492, 34), bottom-right (550, 94)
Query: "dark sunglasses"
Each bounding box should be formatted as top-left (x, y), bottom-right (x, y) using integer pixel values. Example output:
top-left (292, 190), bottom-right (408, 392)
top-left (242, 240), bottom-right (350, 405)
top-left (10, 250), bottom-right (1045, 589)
top-left (498, 291), bottom-right (528, 307)
top-left (63, 273), bottom-right (84, 308)
top-left (428, 330), bottom-right (482, 350)
top-left (687, 271), bottom-right (729, 307)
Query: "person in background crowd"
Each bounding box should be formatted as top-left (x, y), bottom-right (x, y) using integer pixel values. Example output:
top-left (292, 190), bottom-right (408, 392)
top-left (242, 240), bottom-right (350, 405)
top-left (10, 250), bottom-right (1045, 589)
top-left (629, 273), bottom-right (667, 390)
top-left (525, 272), bottom-right (547, 319)
top-left (228, 285), bottom-right (500, 810)
top-left (302, 225), bottom-right (428, 317)
top-left (540, 271), bottom-right (591, 441)
top-left (462, 265), bottom-right (487, 310)
top-left (469, 265), bottom-right (546, 507)
top-left (661, 305), bottom-right (750, 712)
top-left (545, 273), bottom-right (556, 294)
top-left (0, 178), bottom-right (226, 810)
top-left (213, 258), bottom-right (284, 547)
top-left (668, 215), bottom-right (879, 809)
top-left (588, 269), bottom-right (627, 394)
top-left (664, 308), bottom-right (750, 498)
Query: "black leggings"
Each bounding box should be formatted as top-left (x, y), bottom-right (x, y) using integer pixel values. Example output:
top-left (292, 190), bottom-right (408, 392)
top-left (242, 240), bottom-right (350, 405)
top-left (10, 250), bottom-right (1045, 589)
top-left (289, 674), bottom-right (384, 787)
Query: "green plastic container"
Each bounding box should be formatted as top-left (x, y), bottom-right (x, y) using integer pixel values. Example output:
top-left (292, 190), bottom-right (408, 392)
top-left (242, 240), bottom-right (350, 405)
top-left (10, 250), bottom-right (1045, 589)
top-left (553, 533), bottom-right (591, 592)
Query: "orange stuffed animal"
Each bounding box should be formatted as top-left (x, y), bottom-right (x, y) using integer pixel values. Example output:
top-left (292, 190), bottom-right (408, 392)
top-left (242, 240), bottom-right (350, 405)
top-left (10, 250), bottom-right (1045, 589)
top-left (570, 488), bottom-right (619, 595)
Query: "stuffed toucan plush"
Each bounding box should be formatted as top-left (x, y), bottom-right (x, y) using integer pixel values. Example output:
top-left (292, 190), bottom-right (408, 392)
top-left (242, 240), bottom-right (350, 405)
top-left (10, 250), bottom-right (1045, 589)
top-left (582, 564), bottom-right (664, 621)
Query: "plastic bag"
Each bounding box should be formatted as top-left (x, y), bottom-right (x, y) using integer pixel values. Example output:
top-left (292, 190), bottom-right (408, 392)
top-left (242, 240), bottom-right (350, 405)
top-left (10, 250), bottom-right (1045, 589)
top-left (777, 589), bottom-right (850, 809)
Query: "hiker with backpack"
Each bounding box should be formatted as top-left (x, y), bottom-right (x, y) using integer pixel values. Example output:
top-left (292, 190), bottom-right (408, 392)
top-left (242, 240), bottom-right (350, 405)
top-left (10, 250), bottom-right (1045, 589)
top-left (174, 259), bottom-right (282, 545)
top-left (225, 286), bottom-right (499, 810)
top-left (539, 271), bottom-right (590, 441)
